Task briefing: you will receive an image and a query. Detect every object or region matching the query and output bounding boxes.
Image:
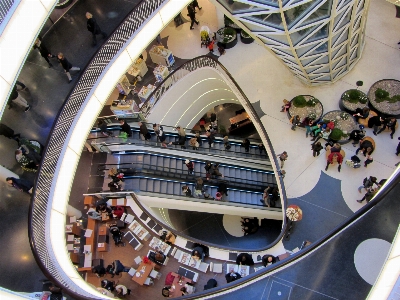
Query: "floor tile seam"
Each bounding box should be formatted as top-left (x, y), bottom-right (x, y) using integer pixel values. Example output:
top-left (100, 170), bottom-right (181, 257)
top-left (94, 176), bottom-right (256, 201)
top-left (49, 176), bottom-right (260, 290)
top-left (212, 215), bottom-right (232, 247)
top-left (260, 276), bottom-right (271, 300)
top-left (364, 34), bottom-right (400, 50)
top-left (287, 194), bottom-right (350, 218)
top-left (272, 275), bottom-right (340, 300)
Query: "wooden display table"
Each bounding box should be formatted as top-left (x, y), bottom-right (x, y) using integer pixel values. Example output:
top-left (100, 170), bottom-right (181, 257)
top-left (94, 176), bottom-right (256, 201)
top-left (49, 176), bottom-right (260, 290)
top-left (138, 84), bottom-right (156, 103)
top-left (132, 261), bottom-right (156, 285)
top-left (128, 57), bottom-right (148, 78)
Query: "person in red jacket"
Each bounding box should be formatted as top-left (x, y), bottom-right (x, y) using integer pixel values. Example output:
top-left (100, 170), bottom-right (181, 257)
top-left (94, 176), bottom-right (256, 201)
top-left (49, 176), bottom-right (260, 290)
top-left (325, 152), bottom-right (343, 172)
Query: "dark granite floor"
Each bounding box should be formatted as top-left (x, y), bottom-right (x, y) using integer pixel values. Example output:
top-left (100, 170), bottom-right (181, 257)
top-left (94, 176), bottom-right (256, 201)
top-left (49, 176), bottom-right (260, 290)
top-left (0, 0), bottom-right (139, 294)
top-left (214, 182), bottom-right (400, 300)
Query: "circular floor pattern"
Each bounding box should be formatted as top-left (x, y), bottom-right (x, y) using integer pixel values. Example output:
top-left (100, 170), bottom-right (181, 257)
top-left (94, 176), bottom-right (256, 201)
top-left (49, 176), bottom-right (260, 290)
top-left (354, 238), bottom-right (391, 285)
top-left (222, 215), bottom-right (244, 237)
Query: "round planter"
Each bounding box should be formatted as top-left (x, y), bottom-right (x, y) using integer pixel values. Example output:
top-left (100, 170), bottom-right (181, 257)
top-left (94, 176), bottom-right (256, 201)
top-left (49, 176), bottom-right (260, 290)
top-left (56, 0), bottom-right (73, 9)
top-left (240, 32), bottom-right (254, 44)
top-left (321, 110), bottom-right (357, 142)
top-left (340, 89), bottom-right (369, 112)
top-left (288, 95), bottom-right (324, 124)
top-left (217, 27), bottom-right (238, 50)
top-left (368, 79), bottom-right (400, 116)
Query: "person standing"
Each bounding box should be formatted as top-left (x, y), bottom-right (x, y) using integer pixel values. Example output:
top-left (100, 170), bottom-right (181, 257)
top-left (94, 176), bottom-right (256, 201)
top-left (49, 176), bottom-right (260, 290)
top-left (364, 152), bottom-right (373, 167)
top-left (396, 137), bottom-right (400, 156)
top-left (185, 159), bottom-right (194, 174)
top-left (358, 176), bottom-right (378, 193)
top-left (187, 3), bottom-right (199, 30)
top-left (153, 123), bottom-right (167, 147)
top-left (138, 122), bottom-right (151, 141)
top-left (277, 151), bottom-right (288, 168)
top-left (368, 115), bottom-right (383, 135)
top-left (290, 115), bottom-right (301, 131)
top-left (0, 123), bottom-right (20, 140)
top-left (7, 83), bottom-right (31, 111)
top-left (86, 12), bottom-right (107, 46)
top-left (377, 117), bottom-right (397, 139)
top-left (34, 38), bottom-right (55, 68)
top-left (119, 119), bottom-right (132, 137)
top-left (242, 138), bottom-right (250, 152)
top-left (311, 142), bottom-right (323, 157)
top-left (57, 52), bottom-right (80, 83)
top-left (6, 177), bottom-right (33, 194)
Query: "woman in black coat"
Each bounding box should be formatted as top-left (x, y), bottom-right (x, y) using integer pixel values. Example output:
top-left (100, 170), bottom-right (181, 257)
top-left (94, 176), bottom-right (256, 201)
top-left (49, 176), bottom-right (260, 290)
top-left (57, 52), bottom-right (80, 83)
top-left (34, 38), bottom-right (55, 67)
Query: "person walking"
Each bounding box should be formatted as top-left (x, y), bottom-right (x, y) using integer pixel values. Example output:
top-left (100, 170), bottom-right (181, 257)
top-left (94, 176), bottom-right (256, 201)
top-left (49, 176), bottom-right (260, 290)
top-left (98, 120), bottom-right (112, 136)
top-left (34, 38), bottom-right (56, 67)
top-left (277, 151), bottom-right (288, 168)
top-left (187, 3), bottom-right (199, 30)
top-left (364, 152), bottom-right (373, 167)
top-left (368, 115), bottom-right (384, 135)
top-left (192, 0), bottom-right (202, 10)
top-left (311, 141), bottom-right (323, 157)
top-left (86, 12), bottom-right (107, 46)
top-left (377, 117), bottom-right (397, 139)
top-left (290, 115), bottom-right (301, 131)
top-left (358, 176), bottom-right (378, 193)
top-left (396, 137), bottom-right (400, 156)
top-left (7, 83), bottom-right (31, 111)
top-left (6, 177), bottom-right (34, 194)
top-left (357, 186), bottom-right (378, 203)
top-left (57, 52), bottom-right (80, 83)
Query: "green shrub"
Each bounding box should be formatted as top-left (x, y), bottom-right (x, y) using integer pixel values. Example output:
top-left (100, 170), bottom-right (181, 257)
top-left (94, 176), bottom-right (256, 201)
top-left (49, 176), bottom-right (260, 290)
top-left (219, 125), bottom-right (227, 135)
top-left (342, 89), bottom-right (368, 104)
top-left (224, 15), bottom-right (234, 26)
top-left (293, 96), bottom-right (307, 108)
top-left (375, 88), bottom-right (389, 100)
top-left (241, 31), bottom-right (250, 38)
top-left (330, 128), bottom-right (343, 141)
top-left (306, 97), bottom-right (319, 107)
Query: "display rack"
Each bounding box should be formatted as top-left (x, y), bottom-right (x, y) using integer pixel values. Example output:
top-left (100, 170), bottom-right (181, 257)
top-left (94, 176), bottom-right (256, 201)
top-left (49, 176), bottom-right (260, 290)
top-left (128, 57), bottom-right (148, 78)
top-left (149, 45), bottom-right (175, 66)
top-left (138, 84), bottom-right (156, 103)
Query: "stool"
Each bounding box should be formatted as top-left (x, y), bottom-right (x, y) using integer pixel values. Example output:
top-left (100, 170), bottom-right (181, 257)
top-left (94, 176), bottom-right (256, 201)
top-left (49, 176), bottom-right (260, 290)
top-left (134, 256), bottom-right (142, 265)
top-left (128, 267), bottom-right (136, 276)
top-left (358, 111), bottom-right (377, 127)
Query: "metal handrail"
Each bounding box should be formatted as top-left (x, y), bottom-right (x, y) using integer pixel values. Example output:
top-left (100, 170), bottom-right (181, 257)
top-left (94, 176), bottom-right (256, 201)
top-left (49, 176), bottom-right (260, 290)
top-left (28, 0), bottom-right (166, 299)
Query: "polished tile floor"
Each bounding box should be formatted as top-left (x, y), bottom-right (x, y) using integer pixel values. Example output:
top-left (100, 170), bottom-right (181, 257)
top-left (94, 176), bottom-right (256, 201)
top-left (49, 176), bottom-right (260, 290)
top-left (0, 0), bottom-right (399, 298)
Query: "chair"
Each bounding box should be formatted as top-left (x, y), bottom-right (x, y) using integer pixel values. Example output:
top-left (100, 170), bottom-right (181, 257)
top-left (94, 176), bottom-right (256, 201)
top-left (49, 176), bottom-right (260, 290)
top-left (210, 262), bottom-right (223, 273)
top-left (150, 269), bottom-right (161, 279)
top-left (134, 256), bottom-right (142, 265)
top-left (128, 267), bottom-right (136, 276)
top-left (144, 277), bottom-right (154, 286)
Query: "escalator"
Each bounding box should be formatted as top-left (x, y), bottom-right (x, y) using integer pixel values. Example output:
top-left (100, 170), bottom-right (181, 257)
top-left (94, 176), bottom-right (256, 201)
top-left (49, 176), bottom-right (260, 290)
top-left (102, 151), bottom-right (280, 208)
top-left (89, 121), bottom-right (268, 159)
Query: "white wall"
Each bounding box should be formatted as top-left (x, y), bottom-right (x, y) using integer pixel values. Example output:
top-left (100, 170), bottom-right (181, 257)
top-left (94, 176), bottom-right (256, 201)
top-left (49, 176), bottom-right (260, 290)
top-left (147, 67), bottom-right (240, 128)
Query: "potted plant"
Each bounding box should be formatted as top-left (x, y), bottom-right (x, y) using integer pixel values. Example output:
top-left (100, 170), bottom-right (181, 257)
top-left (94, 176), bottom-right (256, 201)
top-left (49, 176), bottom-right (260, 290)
top-left (340, 89), bottom-right (369, 112)
top-left (329, 128), bottom-right (343, 141)
top-left (216, 27), bottom-right (238, 49)
top-left (240, 30), bottom-right (254, 44)
top-left (368, 79), bottom-right (400, 115)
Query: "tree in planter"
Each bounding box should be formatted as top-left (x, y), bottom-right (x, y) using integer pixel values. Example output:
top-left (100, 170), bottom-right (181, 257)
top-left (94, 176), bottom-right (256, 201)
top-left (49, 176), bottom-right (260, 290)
top-left (342, 89), bottom-right (368, 104)
top-left (375, 88), bottom-right (400, 103)
top-left (293, 95), bottom-right (307, 108)
top-left (219, 125), bottom-right (227, 136)
top-left (330, 128), bottom-right (343, 141)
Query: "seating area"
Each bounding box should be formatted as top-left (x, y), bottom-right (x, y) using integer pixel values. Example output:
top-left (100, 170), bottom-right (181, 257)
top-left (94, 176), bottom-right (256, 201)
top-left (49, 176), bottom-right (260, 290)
top-left (66, 194), bottom-right (289, 298)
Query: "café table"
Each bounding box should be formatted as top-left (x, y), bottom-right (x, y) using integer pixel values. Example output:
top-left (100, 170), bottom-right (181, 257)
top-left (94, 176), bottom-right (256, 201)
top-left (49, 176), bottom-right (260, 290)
top-left (169, 272), bottom-right (193, 298)
top-left (132, 261), bottom-right (156, 285)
